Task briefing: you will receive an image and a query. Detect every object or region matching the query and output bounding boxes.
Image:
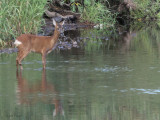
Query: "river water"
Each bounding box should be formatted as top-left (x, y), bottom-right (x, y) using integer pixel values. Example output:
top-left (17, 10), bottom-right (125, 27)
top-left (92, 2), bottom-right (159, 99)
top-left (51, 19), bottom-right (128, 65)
top-left (0, 25), bottom-right (160, 120)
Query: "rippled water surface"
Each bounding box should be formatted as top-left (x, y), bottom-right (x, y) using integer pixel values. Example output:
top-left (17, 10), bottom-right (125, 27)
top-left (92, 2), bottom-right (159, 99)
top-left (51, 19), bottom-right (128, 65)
top-left (1, 26), bottom-right (160, 120)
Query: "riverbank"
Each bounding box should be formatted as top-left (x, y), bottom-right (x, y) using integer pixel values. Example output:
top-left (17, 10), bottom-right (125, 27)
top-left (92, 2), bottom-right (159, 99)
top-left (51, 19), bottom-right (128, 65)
top-left (1, 0), bottom-right (160, 51)
top-left (1, 22), bottom-right (158, 54)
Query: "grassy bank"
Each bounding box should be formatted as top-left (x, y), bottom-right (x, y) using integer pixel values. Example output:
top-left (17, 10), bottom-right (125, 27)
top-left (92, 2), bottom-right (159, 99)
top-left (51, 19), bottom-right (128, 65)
top-left (81, 2), bottom-right (117, 27)
top-left (1, 0), bottom-right (160, 48)
top-left (79, 0), bottom-right (160, 24)
top-left (0, 0), bottom-right (46, 42)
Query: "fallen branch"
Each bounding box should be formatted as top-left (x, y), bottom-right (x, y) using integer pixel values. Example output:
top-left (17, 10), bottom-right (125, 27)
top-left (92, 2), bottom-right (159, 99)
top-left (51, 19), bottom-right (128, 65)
top-left (45, 10), bottom-right (80, 22)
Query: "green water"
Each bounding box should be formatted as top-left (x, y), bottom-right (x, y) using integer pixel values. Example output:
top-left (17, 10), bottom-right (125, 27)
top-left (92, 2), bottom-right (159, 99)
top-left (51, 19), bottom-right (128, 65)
top-left (1, 26), bottom-right (160, 120)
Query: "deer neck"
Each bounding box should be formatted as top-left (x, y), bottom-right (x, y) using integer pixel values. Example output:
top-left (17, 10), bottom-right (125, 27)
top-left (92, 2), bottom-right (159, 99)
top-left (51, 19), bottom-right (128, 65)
top-left (51, 26), bottom-right (60, 44)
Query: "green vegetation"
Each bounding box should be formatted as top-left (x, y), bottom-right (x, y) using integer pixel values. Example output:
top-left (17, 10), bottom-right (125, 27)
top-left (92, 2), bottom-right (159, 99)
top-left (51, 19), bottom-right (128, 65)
top-left (81, 2), bottom-right (116, 26)
top-left (64, 0), bottom-right (117, 26)
top-left (0, 38), bottom-right (7, 48)
top-left (0, 0), bottom-right (46, 41)
top-left (68, 0), bottom-right (160, 23)
top-left (131, 0), bottom-right (160, 21)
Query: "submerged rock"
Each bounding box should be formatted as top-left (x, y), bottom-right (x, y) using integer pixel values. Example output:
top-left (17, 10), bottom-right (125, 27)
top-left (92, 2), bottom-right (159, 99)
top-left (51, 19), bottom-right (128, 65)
top-left (0, 48), bottom-right (18, 54)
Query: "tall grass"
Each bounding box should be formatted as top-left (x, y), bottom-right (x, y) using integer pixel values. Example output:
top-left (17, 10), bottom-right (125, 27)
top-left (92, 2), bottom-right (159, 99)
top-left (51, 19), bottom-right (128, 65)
top-left (0, 0), bottom-right (46, 41)
top-left (81, 2), bottom-right (117, 26)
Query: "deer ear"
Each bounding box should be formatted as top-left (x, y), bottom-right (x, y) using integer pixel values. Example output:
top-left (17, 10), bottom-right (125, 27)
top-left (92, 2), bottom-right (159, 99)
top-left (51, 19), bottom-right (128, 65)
top-left (52, 19), bottom-right (56, 26)
top-left (61, 21), bottom-right (65, 26)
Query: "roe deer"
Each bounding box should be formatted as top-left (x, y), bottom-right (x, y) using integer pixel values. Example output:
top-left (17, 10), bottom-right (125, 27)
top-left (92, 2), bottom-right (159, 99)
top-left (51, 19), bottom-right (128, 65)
top-left (14, 19), bottom-right (64, 69)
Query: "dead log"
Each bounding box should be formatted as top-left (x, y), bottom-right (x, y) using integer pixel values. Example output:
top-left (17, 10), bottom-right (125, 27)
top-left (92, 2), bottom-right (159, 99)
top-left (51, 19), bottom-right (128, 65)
top-left (45, 10), bottom-right (64, 18)
top-left (45, 10), bottom-right (80, 23)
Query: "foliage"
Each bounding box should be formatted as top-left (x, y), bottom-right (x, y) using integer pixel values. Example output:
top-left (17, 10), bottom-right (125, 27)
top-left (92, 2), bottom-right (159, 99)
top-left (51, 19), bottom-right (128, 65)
top-left (131, 0), bottom-right (160, 20)
top-left (81, 2), bottom-right (117, 26)
top-left (0, 38), bottom-right (7, 48)
top-left (0, 0), bottom-right (46, 41)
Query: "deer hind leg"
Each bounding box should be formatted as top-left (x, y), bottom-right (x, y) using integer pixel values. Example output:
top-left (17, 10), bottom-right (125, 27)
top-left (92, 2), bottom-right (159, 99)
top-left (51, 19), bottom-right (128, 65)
top-left (16, 50), bottom-right (30, 69)
top-left (16, 51), bottom-right (23, 68)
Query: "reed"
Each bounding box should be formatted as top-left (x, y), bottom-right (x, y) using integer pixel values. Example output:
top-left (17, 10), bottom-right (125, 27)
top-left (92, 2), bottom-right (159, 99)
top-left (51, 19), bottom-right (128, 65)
top-left (0, 0), bottom-right (46, 41)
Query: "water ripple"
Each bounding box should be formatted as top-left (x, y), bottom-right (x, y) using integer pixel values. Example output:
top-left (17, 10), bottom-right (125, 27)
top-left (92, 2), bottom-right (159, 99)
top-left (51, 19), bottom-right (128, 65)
top-left (0, 62), bottom-right (8, 64)
top-left (130, 88), bottom-right (160, 94)
top-left (112, 88), bottom-right (160, 95)
top-left (95, 65), bottom-right (133, 73)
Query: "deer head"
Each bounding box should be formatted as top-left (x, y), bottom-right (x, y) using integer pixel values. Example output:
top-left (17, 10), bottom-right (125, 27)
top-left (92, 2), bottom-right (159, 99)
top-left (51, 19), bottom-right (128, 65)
top-left (52, 18), bottom-right (65, 37)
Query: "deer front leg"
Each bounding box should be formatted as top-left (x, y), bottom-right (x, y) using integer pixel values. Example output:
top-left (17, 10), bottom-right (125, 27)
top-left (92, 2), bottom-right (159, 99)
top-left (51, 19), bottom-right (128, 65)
top-left (42, 52), bottom-right (46, 69)
top-left (16, 59), bottom-right (19, 69)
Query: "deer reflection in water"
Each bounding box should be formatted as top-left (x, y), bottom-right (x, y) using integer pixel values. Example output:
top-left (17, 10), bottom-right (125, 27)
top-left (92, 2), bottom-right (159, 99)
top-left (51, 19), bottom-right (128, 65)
top-left (117, 28), bottom-right (137, 53)
top-left (16, 69), bottom-right (64, 117)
